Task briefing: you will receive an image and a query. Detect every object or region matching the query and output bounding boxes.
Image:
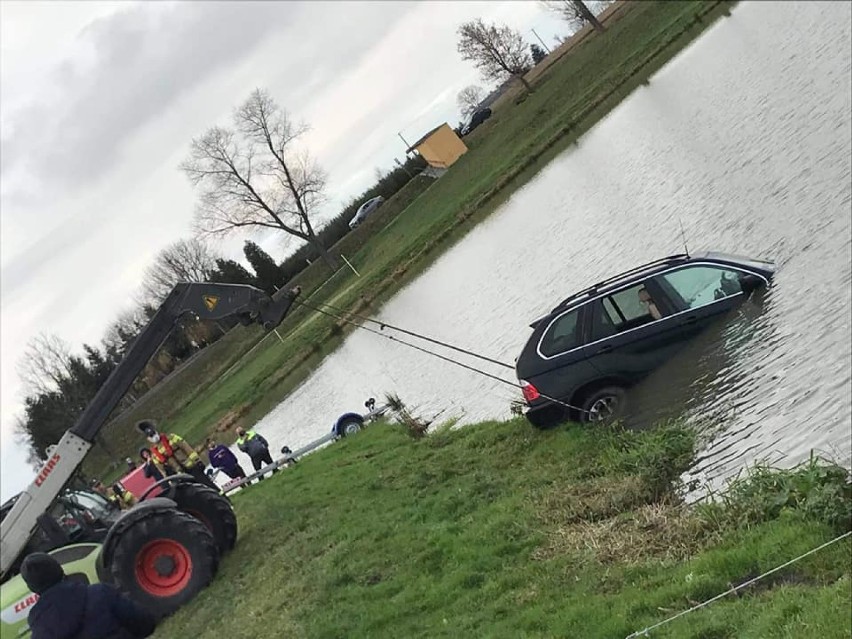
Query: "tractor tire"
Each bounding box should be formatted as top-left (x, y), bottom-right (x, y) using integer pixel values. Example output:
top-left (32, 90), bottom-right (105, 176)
top-left (172, 483), bottom-right (238, 554)
top-left (108, 509), bottom-right (218, 618)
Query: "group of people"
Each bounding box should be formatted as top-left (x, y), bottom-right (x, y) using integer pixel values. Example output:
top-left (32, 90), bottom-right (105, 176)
top-left (90, 419), bottom-right (280, 509)
top-left (132, 420), bottom-right (279, 489)
top-left (87, 421), bottom-right (281, 516)
top-left (207, 427), bottom-right (277, 483)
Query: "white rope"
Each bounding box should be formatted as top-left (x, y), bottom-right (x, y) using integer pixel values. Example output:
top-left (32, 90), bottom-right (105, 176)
top-left (625, 530), bottom-right (852, 638)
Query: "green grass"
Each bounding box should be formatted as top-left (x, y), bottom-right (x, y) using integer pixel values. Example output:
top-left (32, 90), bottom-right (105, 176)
top-left (87, 0), bottom-right (739, 478)
top-left (153, 419), bottom-right (851, 639)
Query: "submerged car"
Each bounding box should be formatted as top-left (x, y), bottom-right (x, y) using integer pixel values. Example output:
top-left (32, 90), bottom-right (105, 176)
top-left (515, 252), bottom-right (775, 427)
top-left (349, 196), bottom-right (385, 229)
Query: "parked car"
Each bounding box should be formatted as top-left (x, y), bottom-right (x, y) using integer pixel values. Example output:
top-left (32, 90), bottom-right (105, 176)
top-left (349, 196), bottom-right (385, 229)
top-left (515, 252), bottom-right (775, 427)
top-left (461, 107), bottom-right (492, 136)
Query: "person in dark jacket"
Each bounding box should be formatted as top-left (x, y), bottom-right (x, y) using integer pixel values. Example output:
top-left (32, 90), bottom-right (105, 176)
top-left (235, 427), bottom-right (276, 480)
top-left (139, 447), bottom-right (165, 482)
top-left (21, 552), bottom-right (157, 639)
top-left (207, 440), bottom-right (246, 480)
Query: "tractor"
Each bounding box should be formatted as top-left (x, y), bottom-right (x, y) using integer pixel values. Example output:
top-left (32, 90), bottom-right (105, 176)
top-left (1, 283), bottom-right (300, 637)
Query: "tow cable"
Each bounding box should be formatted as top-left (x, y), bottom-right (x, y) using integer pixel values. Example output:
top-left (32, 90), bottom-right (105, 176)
top-left (293, 298), bottom-right (591, 417)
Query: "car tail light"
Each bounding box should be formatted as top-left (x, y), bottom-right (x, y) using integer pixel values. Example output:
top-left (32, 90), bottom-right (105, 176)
top-left (520, 380), bottom-right (540, 403)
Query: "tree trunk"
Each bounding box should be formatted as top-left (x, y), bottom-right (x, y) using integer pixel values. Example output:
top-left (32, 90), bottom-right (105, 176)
top-left (515, 74), bottom-right (534, 94)
top-left (310, 236), bottom-right (337, 271)
top-left (573, 0), bottom-right (606, 32)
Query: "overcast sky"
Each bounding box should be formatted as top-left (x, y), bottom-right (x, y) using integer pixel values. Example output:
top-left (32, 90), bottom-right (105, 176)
top-left (0, 1), bottom-right (569, 500)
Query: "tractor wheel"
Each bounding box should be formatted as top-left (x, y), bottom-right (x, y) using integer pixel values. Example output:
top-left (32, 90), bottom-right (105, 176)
top-left (172, 483), bottom-right (238, 554)
top-left (108, 509), bottom-right (218, 617)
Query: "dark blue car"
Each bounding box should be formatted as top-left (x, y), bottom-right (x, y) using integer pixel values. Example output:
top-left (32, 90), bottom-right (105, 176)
top-left (515, 252), bottom-right (775, 426)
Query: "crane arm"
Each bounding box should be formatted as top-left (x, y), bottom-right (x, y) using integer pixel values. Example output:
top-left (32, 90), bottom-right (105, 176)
top-left (1, 283), bottom-right (300, 578)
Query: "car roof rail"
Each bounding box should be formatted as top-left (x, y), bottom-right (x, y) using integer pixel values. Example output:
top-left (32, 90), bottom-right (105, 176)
top-left (550, 254), bottom-right (689, 312)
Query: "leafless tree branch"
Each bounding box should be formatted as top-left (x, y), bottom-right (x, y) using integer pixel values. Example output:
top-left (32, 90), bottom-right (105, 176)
top-left (182, 89), bottom-right (336, 267)
top-left (16, 333), bottom-right (74, 395)
top-left (457, 85), bottom-right (486, 117)
top-left (457, 19), bottom-right (534, 92)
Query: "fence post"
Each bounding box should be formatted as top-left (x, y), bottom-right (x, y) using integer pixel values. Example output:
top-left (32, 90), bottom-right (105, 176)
top-left (340, 254), bottom-right (360, 277)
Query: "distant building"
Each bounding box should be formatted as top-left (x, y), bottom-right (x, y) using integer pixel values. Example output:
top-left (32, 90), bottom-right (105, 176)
top-left (406, 123), bottom-right (468, 169)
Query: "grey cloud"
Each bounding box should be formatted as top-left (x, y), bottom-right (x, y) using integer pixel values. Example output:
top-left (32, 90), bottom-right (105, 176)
top-left (2, 2), bottom-right (419, 189)
top-left (1, 2), bottom-right (420, 299)
top-left (0, 216), bottom-right (91, 305)
top-left (3, 2), bottom-right (308, 184)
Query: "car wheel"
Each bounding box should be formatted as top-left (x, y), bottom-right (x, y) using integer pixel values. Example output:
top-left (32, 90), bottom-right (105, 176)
top-left (581, 386), bottom-right (627, 424)
top-left (338, 417), bottom-right (363, 437)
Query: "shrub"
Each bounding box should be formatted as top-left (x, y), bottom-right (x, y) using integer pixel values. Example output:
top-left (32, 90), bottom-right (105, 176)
top-left (701, 453), bottom-right (852, 533)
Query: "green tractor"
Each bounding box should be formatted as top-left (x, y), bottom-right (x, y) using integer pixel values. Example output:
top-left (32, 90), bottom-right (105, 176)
top-left (1, 283), bottom-right (299, 638)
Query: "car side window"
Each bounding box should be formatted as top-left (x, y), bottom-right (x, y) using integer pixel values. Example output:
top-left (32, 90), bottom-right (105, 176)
top-left (659, 265), bottom-right (744, 309)
top-left (589, 282), bottom-right (668, 340)
top-left (540, 308), bottom-right (582, 357)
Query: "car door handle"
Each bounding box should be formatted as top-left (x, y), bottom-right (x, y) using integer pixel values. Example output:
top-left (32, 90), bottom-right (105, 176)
top-left (597, 345), bottom-right (613, 354)
top-left (681, 316), bottom-right (698, 326)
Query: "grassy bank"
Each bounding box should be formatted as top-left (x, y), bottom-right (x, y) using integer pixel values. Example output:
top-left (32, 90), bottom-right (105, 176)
top-left (88, 0), bottom-right (739, 478)
top-left (154, 418), bottom-right (851, 639)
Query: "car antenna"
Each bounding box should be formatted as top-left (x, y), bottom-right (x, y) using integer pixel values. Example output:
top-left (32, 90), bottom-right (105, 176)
top-left (677, 214), bottom-right (690, 257)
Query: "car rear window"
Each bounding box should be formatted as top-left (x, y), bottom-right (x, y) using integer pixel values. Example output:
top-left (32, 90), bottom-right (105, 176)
top-left (540, 309), bottom-right (582, 357)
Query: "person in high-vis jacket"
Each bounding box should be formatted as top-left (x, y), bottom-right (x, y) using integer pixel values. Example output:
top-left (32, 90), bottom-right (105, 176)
top-left (111, 482), bottom-right (137, 510)
top-left (136, 420), bottom-right (219, 491)
top-left (235, 427), bottom-right (276, 480)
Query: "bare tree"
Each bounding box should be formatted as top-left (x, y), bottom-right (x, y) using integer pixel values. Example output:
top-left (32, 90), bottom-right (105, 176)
top-left (141, 238), bottom-right (220, 302)
top-left (17, 333), bottom-right (74, 395)
top-left (182, 88), bottom-right (335, 269)
top-left (457, 85), bottom-right (485, 117)
top-left (457, 19), bottom-right (534, 93)
top-left (542, 0), bottom-right (608, 34)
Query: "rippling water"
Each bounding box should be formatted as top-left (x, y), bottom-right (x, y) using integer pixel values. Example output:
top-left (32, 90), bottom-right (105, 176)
top-left (248, 1), bottom-right (851, 490)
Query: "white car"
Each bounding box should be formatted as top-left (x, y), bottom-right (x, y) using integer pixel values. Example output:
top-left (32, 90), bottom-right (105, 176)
top-left (349, 196), bottom-right (385, 229)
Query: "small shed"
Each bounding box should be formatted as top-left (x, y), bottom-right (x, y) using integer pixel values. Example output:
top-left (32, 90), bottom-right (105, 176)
top-left (406, 123), bottom-right (468, 169)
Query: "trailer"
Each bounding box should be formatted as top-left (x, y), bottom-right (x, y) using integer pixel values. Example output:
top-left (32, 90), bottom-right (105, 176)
top-left (221, 402), bottom-right (390, 494)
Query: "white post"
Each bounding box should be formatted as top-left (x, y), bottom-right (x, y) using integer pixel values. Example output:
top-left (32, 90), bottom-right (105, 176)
top-left (340, 254), bottom-right (360, 277)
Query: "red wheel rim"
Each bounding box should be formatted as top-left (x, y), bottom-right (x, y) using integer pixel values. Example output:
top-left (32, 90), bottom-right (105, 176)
top-left (134, 538), bottom-right (193, 597)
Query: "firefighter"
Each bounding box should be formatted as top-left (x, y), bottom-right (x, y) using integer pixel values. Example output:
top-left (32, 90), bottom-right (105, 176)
top-left (136, 420), bottom-right (219, 491)
top-left (111, 482), bottom-right (137, 510)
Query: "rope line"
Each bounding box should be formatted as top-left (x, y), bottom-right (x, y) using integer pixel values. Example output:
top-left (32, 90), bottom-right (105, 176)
top-left (624, 530), bottom-right (852, 638)
top-left (309, 298), bottom-right (515, 370)
top-left (297, 300), bottom-right (519, 388)
top-left (294, 298), bottom-right (591, 415)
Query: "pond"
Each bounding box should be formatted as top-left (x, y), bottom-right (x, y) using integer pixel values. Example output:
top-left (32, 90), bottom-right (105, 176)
top-left (251, 1), bottom-right (851, 491)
